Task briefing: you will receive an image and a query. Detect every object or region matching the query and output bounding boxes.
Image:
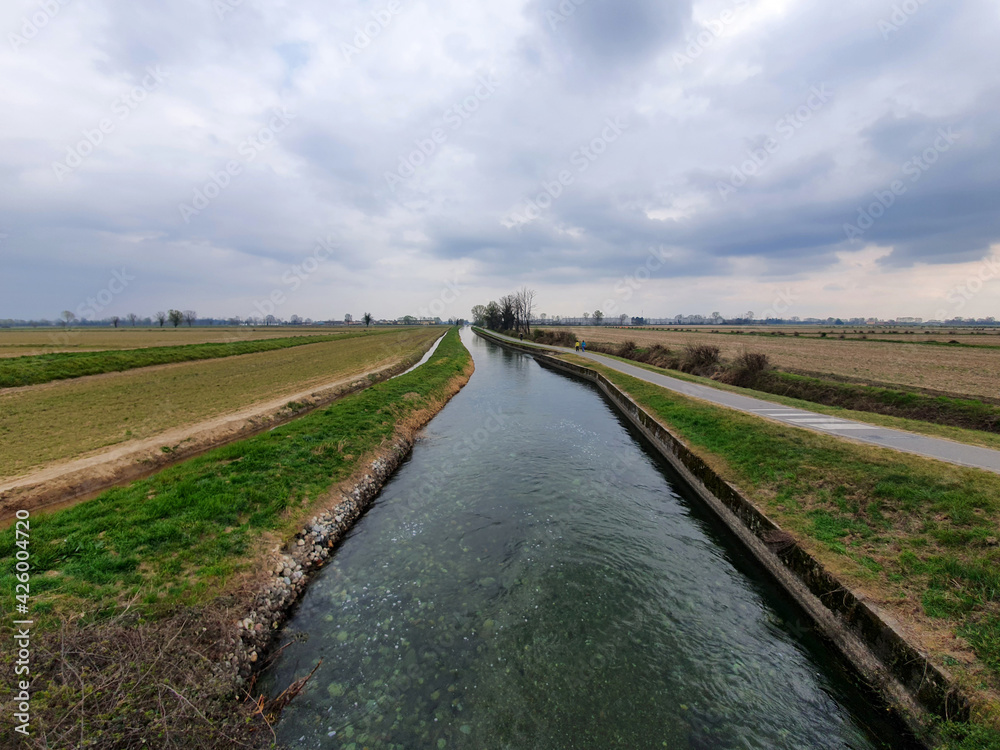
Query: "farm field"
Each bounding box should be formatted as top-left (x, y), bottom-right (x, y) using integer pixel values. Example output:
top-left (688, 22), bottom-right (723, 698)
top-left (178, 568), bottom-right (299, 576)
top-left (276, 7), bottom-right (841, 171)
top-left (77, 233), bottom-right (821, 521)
top-left (633, 325), bottom-right (1000, 346)
top-left (0, 327), bottom-right (443, 479)
top-left (0, 325), bottom-right (362, 357)
top-left (545, 326), bottom-right (1000, 399)
top-left (0, 332), bottom-right (390, 387)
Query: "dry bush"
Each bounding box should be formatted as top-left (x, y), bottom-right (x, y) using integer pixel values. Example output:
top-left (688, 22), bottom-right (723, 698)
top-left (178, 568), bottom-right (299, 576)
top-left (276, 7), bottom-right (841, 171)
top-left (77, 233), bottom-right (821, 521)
top-left (636, 344), bottom-right (679, 370)
top-left (734, 351), bottom-right (770, 374)
top-left (532, 329), bottom-right (576, 347)
top-left (615, 340), bottom-right (638, 358)
top-left (0, 604), bottom-right (272, 750)
top-left (680, 344), bottom-right (721, 375)
top-left (721, 350), bottom-right (771, 387)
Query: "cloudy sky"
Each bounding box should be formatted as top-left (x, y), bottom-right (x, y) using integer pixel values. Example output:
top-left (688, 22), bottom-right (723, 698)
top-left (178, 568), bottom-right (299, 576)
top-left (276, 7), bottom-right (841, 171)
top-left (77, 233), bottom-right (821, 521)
top-left (2, 0), bottom-right (999, 322)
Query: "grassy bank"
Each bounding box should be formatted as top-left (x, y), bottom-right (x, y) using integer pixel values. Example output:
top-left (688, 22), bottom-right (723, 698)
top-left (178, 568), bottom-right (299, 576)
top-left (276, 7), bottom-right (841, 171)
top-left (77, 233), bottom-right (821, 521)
top-left (0, 330), bottom-right (405, 388)
top-left (542, 325), bottom-right (1000, 399)
top-left (759, 370), bottom-right (1000, 433)
top-left (0, 327), bottom-right (471, 746)
top-left (565, 354), bottom-right (1000, 748)
top-left (0, 328), bottom-right (442, 479)
top-left (582, 338), bottom-right (1000, 436)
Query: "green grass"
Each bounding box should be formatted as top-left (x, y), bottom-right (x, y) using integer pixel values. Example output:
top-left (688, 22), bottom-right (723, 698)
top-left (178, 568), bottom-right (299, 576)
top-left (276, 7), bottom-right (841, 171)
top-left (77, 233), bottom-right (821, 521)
top-left (563, 347), bottom-right (1000, 452)
top-left (0, 327), bottom-right (469, 624)
top-left (573, 358), bottom-right (1000, 740)
top-left (760, 370), bottom-right (1000, 433)
top-left (0, 329), bottom-right (401, 387)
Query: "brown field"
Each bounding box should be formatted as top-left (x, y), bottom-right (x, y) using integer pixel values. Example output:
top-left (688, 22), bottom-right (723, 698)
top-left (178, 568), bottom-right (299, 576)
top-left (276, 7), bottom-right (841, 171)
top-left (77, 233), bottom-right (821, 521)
top-left (0, 325), bottom-right (375, 357)
top-left (0, 327), bottom-right (442, 479)
top-left (620, 325), bottom-right (1000, 346)
top-left (546, 326), bottom-right (1000, 399)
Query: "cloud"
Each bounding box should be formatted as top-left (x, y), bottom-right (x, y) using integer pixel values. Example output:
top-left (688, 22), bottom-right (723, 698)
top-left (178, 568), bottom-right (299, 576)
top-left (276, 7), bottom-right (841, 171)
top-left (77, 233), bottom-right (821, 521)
top-left (1, 0), bottom-right (999, 321)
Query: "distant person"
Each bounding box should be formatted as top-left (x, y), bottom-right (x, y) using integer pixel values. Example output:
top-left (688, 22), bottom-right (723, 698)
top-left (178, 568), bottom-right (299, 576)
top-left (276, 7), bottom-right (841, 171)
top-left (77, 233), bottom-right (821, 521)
top-left (581, 340), bottom-right (586, 352)
top-left (575, 341), bottom-right (580, 351)
top-left (519, 333), bottom-right (523, 341)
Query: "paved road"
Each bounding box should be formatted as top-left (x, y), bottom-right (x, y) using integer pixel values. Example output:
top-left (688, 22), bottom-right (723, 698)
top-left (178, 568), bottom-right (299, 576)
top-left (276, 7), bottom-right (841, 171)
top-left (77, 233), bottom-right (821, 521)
top-left (479, 330), bottom-right (1000, 475)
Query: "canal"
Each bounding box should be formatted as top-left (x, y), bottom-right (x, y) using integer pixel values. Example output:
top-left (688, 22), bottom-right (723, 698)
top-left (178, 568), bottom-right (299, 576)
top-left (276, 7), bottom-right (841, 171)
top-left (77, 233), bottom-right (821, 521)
top-left (263, 327), bottom-right (914, 749)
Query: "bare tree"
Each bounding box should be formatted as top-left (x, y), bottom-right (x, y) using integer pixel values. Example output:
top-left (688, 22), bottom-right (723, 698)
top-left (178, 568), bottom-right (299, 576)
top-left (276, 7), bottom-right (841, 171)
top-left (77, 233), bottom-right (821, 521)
top-left (110, 315), bottom-right (120, 328)
top-left (515, 287), bottom-right (536, 334)
top-left (345, 313), bottom-right (353, 323)
top-left (155, 311), bottom-right (167, 327)
top-left (127, 313), bottom-right (138, 326)
top-left (290, 314), bottom-right (302, 325)
top-left (60, 310), bottom-right (75, 327)
top-left (362, 312), bottom-right (373, 327)
top-left (265, 314), bottom-right (277, 326)
top-left (593, 309), bottom-right (604, 325)
top-left (183, 310), bottom-right (197, 327)
top-left (619, 313), bottom-right (628, 325)
top-left (168, 309), bottom-right (183, 328)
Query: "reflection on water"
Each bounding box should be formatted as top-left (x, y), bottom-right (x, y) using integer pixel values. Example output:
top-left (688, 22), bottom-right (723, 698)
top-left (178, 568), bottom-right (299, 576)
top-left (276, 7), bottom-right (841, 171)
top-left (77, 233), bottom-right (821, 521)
top-left (263, 328), bottom-right (913, 749)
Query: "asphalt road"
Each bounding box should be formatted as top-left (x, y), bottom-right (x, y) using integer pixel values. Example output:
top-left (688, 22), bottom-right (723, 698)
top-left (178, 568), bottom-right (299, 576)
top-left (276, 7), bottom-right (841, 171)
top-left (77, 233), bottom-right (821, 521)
top-left (481, 330), bottom-right (1000, 475)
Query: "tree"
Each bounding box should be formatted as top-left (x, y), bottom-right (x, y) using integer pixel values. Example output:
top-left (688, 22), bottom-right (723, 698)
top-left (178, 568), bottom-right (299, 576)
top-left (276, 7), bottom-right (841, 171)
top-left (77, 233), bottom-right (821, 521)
top-left (484, 301), bottom-right (501, 330)
top-left (344, 313), bottom-right (353, 323)
top-left (127, 313), bottom-right (138, 326)
top-left (619, 313), bottom-right (628, 325)
top-left (183, 310), bottom-right (197, 327)
top-left (515, 287), bottom-right (536, 335)
top-left (593, 310), bottom-right (604, 325)
top-left (470, 305), bottom-right (487, 327)
top-left (402, 315), bottom-right (416, 325)
top-left (155, 311), bottom-right (167, 327)
top-left (60, 310), bottom-right (75, 327)
top-left (363, 312), bottom-right (373, 327)
top-left (290, 314), bottom-right (302, 325)
top-left (712, 311), bottom-right (721, 323)
top-left (168, 309), bottom-right (183, 328)
top-left (111, 315), bottom-right (120, 328)
top-left (583, 312), bottom-right (590, 322)
top-left (498, 295), bottom-right (516, 331)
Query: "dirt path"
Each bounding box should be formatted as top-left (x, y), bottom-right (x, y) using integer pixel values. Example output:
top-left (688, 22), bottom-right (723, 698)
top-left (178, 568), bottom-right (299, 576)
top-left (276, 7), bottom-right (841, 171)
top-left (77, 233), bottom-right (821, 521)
top-left (0, 360), bottom-right (408, 521)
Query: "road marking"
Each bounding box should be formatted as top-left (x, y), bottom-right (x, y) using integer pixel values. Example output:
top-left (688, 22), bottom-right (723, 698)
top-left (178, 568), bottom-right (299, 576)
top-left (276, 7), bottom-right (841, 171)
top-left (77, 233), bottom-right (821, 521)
top-left (813, 424), bottom-right (880, 431)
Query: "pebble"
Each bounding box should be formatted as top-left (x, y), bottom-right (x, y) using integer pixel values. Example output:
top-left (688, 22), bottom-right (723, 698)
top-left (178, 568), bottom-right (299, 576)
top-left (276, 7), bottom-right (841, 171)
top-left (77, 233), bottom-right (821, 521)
top-left (224, 441), bottom-right (412, 682)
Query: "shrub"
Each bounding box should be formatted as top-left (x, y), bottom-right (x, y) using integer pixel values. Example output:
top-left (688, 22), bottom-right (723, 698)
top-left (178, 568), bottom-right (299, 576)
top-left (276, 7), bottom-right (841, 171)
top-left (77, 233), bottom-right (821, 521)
top-left (532, 329), bottom-right (576, 347)
top-left (680, 344), bottom-right (720, 375)
top-left (616, 340), bottom-right (638, 358)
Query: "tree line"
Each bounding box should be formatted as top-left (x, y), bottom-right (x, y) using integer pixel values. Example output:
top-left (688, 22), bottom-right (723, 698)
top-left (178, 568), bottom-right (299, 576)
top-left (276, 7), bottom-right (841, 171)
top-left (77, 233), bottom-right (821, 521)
top-left (471, 287), bottom-right (536, 334)
top-left (51, 311), bottom-right (378, 328)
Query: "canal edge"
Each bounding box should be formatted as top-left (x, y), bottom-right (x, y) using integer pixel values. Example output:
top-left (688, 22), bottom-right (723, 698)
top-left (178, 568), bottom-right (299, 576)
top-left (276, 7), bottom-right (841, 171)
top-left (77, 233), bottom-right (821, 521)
top-left (223, 336), bottom-right (476, 705)
top-left (474, 327), bottom-right (967, 746)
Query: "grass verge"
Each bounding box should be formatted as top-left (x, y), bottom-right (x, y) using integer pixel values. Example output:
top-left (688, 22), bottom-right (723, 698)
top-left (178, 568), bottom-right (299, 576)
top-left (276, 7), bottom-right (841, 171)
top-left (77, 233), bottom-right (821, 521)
top-left (0, 327), bottom-right (471, 747)
top-left (564, 354), bottom-right (1000, 747)
top-left (569, 347), bottom-right (1000, 453)
top-left (0, 330), bottom-right (399, 388)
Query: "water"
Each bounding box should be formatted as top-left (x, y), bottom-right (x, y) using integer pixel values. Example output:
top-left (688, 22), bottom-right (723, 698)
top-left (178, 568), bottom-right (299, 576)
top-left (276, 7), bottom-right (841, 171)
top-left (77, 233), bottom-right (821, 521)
top-left (264, 328), bottom-right (914, 749)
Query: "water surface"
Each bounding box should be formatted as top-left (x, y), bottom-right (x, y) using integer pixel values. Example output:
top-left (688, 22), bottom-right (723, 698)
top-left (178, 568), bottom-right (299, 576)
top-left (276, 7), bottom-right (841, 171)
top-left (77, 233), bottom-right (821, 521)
top-left (265, 328), bottom-right (913, 749)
